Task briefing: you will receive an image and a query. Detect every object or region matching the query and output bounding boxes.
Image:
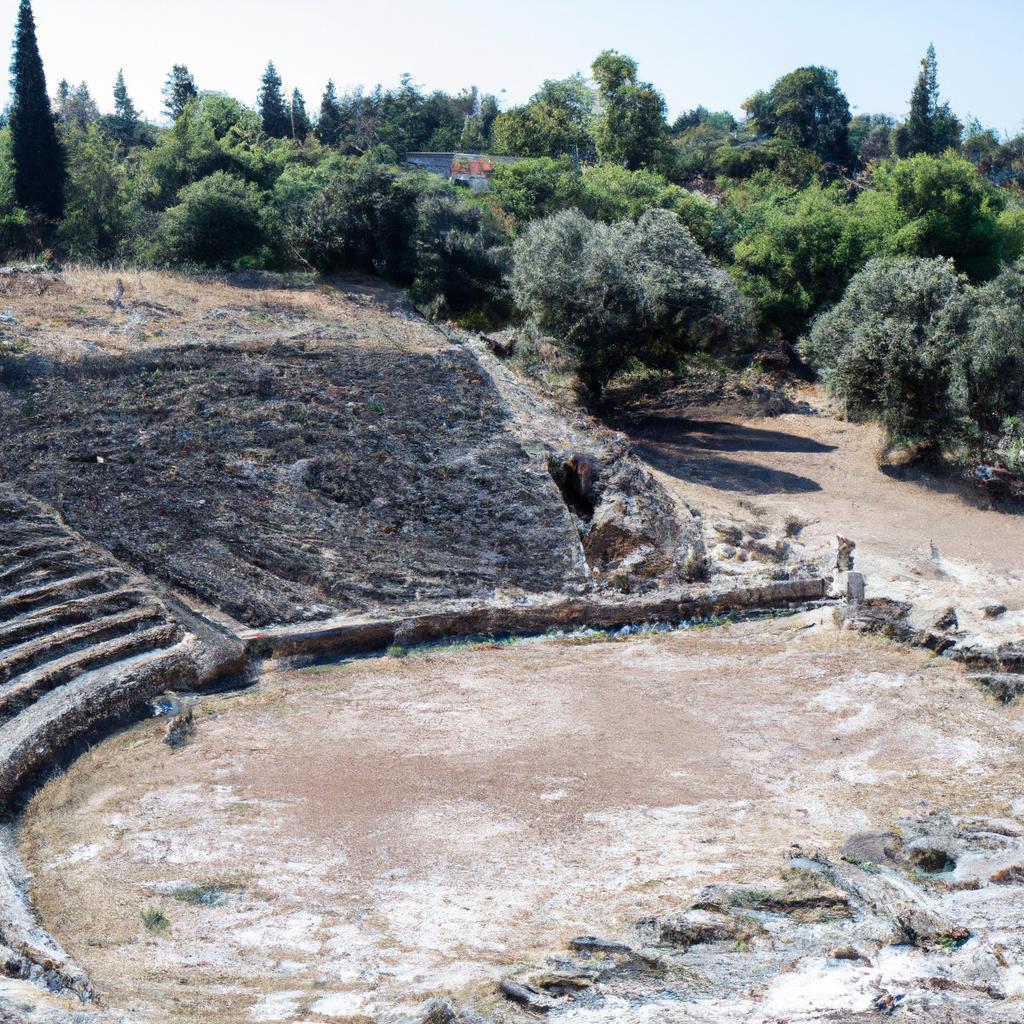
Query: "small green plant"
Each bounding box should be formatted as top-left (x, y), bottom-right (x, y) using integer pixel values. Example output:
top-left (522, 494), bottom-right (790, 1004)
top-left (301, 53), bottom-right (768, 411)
top-left (386, 644), bottom-right (408, 658)
top-left (727, 887), bottom-right (774, 908)
top-left (140, 907), bottom-right (171, 934)
top-left (368, 399), bottom-right (385, 414)
top-left (173, 882), bottom-right (241, 907)
top-left (840, 856), bottom-right (882, 874)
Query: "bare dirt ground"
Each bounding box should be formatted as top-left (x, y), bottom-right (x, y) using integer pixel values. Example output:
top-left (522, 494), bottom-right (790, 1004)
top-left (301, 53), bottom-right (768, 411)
top-left (18, 613), bottom-right (1024, 1023)
top-left (613, 387), bottom-right (1024, 645)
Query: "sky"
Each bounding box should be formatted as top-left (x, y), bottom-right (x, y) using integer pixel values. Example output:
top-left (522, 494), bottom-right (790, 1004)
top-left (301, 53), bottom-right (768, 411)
top-left (6, 0), bottom-right (1024, 135)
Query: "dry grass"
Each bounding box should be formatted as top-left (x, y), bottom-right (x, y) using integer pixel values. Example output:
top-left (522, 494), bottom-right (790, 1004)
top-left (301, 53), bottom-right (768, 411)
top-left (1, 264), bottom-right (438, 363)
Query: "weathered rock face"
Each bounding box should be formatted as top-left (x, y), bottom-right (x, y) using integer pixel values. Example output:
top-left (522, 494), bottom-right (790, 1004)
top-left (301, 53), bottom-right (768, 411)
top-left (0, 317), bottom-right (711, 628)
top-left (0, 341), bottom-right (601, 627)
top-left (548, 442), bottom-right (705, 589)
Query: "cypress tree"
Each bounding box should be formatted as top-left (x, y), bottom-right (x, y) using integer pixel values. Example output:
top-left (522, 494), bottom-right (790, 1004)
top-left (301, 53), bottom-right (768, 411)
top-left (258, 61), bottom-right (290, 138)
top-left (894, 44), bottom-right (962, 156)
top-left (290, 88), bottom-right (310, 140)
top-left (162, 64), bottom-right (197, 121)
top-left (111, 69), bottom-right (140, 146)
top-left (315, 79), bottom-right (343, 146)
top-left (9, 0), bottom-right (64, 217)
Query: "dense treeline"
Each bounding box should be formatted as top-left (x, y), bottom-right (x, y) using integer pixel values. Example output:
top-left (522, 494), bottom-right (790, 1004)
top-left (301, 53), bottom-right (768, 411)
top-left (3, 0), bottom-right (1024, 456)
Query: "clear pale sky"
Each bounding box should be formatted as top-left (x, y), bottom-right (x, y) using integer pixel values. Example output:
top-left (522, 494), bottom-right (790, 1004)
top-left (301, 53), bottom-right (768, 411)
top-left (6, 0), bottom-right (1023, 134)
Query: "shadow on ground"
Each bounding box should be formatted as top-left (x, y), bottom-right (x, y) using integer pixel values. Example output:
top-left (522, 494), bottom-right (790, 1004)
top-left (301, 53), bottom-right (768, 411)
top-left (634, 444), bottom-right (823, 494)
top-left (620, 415), bottom-right (831, 494)
top-left (623, 416), bottom-right (837, 455)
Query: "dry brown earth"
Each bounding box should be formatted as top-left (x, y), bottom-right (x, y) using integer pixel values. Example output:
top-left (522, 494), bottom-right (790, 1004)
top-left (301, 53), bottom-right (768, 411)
top-left (19, 612), bottom-right (1024, 1022)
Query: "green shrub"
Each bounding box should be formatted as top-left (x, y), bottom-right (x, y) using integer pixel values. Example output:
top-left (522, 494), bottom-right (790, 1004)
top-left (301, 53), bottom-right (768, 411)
top-left (485, 157), bottom-right (582, 227)
top-left (732, 181), bottom-right (884, 337)
top-left (140, 907), bottom-right (171, 934)
top-left (867, 153), bottom-right (1008, 281)
top-left (803, 257), bottom-right (969, 450)
top-left (285, 159), bottom-right (424, 276)
top-left (153, 171), bottom-right (272, 267)
top-left (142, 93), bottom-right (277, 206)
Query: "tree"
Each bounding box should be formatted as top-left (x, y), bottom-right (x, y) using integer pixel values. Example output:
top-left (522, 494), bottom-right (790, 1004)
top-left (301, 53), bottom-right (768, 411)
top-left (489, 75), bottom-right (596, 160)
top-left (110, 69), bottom-right (141, 147)
top-left (54, 79), bottom-right (99, 128)
top-left (510, 210), bottom-right (634, 394)
top-left (290, 88), bottom-right (310, 140)
top-left (733, 182), bottom-right (881, 337)
top-left (893, 45), bottom-right (961, 157)
top-left (590, 51), bottom-right (666, 170)
top-left (459, 113), bottom-right (487, 152)
top-left (849, 113), bottom-right (895, 165)
top-left (316, 80), bottom-right (343, 146)
top-left (803, 257), bottom-right (970, 451)
top-left (59, 123), bottom-right (127, 257)
top-left (743, 66), bottom-right (851, 164)
top-left (258, 61), bottom-right (290, 138)
top-left (285, 158), bottom-right (424, 276)
top-left (410, 190), bottom-right (508, 317)
top-left (867, 152), bottom-right (1007, 280)
top-left (162, 64), bottom-right (197, 121)
top-left (9, 0), bottom-right (64, 217)
top-left (511, 208), bottom-right (748, 396)
top-left (955, 262), bottom-right (1024, 434)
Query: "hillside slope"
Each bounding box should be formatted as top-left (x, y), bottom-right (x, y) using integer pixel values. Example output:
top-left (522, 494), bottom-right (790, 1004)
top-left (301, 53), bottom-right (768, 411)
top-left (0, 270), bottom-right (702, 627)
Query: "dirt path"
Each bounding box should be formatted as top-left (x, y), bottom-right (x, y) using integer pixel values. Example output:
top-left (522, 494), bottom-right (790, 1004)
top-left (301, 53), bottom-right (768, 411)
top-left (616, 391), bottom-right (1024, 642)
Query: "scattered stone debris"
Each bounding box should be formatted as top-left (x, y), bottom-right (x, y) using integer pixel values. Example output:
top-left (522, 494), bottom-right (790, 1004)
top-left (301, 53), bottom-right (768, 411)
top-left (970, 673), bottom-right (1024, 704)
top-left (954, 643), bottom-right (1024, 704)
top-left (493, 813), bottom-right (1024, 1022)
top-left (568, 936), bottom-right (632, 955)
top-left (934, 606), bottom-right (960, 631)
top-left (835, 596), bottom-right (955, 653)
top-left (498, 979), bottom-right (558, 1013)
top-left (982, 603), bottom-right (1009, 620)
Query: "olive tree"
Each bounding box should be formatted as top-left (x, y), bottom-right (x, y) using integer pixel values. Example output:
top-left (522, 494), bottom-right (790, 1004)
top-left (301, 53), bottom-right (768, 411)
top-left (510, 208), bottom-right (749, 397)
top-left (955, 262), bottom-right (1024, 434)
top-left (803, 257), bottom-right (970, 450)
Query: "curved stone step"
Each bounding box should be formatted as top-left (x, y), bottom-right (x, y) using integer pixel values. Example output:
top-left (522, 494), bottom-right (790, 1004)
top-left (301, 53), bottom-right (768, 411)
top-left (0, 569), bottom-right (128, 621)
top-left (0, 550), bottom-right (82, 589)
top-left (0, 587), bottom-right (150, 651)
top-left (0, 824), bottom-right (91, 999)
top-left (0, 637), bottom-right (199, 807)
top-left (0, 539), bottom-right (79, 569)
top-left (0, 605), bottom-right (167, 685)
top-left (0, 623), bottom-right (182, 723)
